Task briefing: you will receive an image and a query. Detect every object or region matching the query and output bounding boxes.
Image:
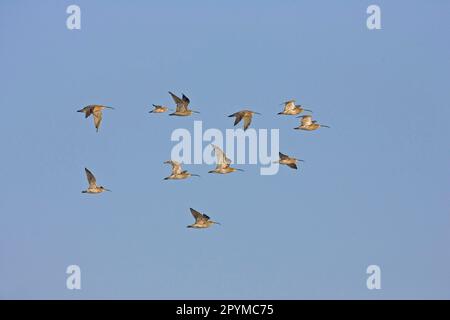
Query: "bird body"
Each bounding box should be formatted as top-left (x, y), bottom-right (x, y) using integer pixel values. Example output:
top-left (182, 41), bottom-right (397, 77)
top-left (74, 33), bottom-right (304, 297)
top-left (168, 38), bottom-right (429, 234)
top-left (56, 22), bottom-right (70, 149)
top-left (208, 144), bottom-right (243, 174)
top-left (149, 104), bottom-right (169, 113)
top-left (228, 109), bottom-right (260, 131)
top-left (82, 168), bottom-right (111, 194)
top-left (278, 100), bottom-right (312, 115)
top-left (274, 152), bottom-right (304, 170)
top-left (77, 105), bottom-right (114, 132)
top-left (294, 115), bottom-right (330, 131)
top-left (187, 208), bottom-right (220, 228)
top-left (163, 160), bottom-right (200, 180)
top-left (168, 92), bottom-right (199, 116)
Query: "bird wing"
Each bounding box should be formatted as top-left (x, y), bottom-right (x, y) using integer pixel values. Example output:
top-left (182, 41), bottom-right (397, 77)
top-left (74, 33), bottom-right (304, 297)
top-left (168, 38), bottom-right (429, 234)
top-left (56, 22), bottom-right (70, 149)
top-left (232, 112), bottom-right (244, 126)
top-left (284, 100), bottom-right (296, 111)
top-left (212, 144), bottom-right (231, 165)
top-left (85, 168), bottom-right (97, 188)
top-left (93, 109), bottom-right (103, 131)
top-left (182, 94), bottom-right (190, 106)
top-left (82, 106), bottom-right (94, 118)
top-left (279, 152), bottom-right (289, 160)
top-left (169, 91), bottom-right (188, 112)
top-left (165, 160), bottom-right (182, 174)
top-left (300, 115), bottom-right (312, 126)
top-left (190, 208), bottom-right (207, 223)
top-left (287, 163), bottom-right (298, 170)
top-left (243, 114), bottom-right (252, 131)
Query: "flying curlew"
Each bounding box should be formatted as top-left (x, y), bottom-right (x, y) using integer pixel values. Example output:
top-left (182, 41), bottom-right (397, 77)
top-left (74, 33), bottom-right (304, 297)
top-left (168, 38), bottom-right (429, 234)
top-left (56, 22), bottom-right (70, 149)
top-left (163, 160), bottom-right (200, 180)
top-left (274, 152), bottom-right (304, 170)
top-left (187, 208), bottom-right (221, 228)
top-left (278, 100), bottom-right (313, 115)
top-left (82, 168), bottom-right (111, 194)
top-left (149, 104), bottom-right (169, 114)
top-left (228, 109), bottom-right (261, 131)
top-left (77, 105), bottom-right (114, 132)
top-left (168, 91), bottom-right (199, 116)
top-left (208, 144), bottom-right (243, 174)
top-left (294, 115), bottom-right (330, 131)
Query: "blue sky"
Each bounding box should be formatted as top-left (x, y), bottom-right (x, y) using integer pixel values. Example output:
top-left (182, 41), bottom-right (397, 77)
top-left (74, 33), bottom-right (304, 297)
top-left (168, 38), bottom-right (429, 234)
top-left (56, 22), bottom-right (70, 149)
top-left (1, 0), bottom-right (449, 299)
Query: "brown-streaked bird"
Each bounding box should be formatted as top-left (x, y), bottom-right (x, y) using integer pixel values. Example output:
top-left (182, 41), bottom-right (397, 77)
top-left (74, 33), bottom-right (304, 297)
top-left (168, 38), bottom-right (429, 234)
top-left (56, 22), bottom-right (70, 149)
top-left (294, 115), bottom-right (330, 131)
top-left (274, 152), bottom-right (304, 170)
top-left (208, 144), bottom-right (243, 174)
top-left (278, 100), bottom-right (313, 115)
top-left (77, 105), bottom-right (114, 132)
top-left (163, 160), bottom-right (200, 180)
top-left (149, 104), bottom-right (169, 114)
top-left (187, 208), bottom-right (221, 228)
top-left (228, 109), bottom-right (261, 131)
top-left (82, 168), bottom-right (111, 194)
top-left (168, 91), bottom-right (199, 116)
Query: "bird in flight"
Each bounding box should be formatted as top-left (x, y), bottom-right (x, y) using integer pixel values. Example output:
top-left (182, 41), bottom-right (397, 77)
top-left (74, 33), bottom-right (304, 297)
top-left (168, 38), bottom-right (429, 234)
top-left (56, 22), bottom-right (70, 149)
top-left (278, 100), bottom-right (313, 115)
top-left (274, 152), bottom-right (304, 170)
top-left (82, 168), bottom-right (111, 194)
top-left (163, 160), bottom-right (200, 180)
top-left (208, 144), bottom-right (243, 174)
top-left (228, 110), bottom-right (261, 131)
top-left (77, 105), bottom-right (114, 132)
top-left (294, 115), bottom-right (330, 131)
top-left (149, 104), bottom-right (169, 114)
top-left (168, 91), bottom-right (199, 116)
top-left (187, 208), bottom-right (221, 228)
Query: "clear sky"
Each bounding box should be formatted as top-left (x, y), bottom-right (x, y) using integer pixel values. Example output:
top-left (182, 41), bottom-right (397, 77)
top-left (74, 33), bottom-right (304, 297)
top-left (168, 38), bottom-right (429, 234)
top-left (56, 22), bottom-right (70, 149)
top-left (1, 0), bottom-right (449, 299)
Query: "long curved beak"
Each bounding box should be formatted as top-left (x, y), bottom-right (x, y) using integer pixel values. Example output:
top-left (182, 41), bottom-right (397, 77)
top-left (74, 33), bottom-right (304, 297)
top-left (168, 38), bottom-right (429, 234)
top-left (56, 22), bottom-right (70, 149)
top-left (254, 112), bottom-right (261, 115)
top-left (191, 174), bottom-right (201, 177)
top-left (104, 188), bottom-right (111, 192)
top-left (105, 106), bottom-right (115, 110)
top-left (236, 168), bottom-right (245, 172)
top-left (321, 125), bottom-right (330, 128)
top-left (213, 221), bottom-right (221, 225)
top-left (304, 109), bottom-right (313, 113)
top-left (192, 110), bottom-right (200, 114)
top-left (295, 159), bottom-right (305, 162)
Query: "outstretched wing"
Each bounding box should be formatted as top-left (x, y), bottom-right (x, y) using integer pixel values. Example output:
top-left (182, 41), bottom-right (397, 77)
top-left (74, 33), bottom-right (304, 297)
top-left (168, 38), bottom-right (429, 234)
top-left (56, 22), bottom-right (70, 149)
top-left (212, 144), bottom-right (231, 167)
top-left (287, 163), bottom-right (298, 170)
top-left (243, 114), bottom-right (252, 131)
top-left (300, 115), bottom-right (313, 126)
top-left (182, 94), bottom-right (190, 106)
top-left (164, 160), bottom-right (182, 175)
top-left (231, 112), bottom-right (244, 126)
top-left (93, 109), bottom-right (103, 132)
top-left (169, 91), bottom-right (189, 112)
top-left (284, 100), bottom-right (296, 111)
top-left (85, 168), bottom-right (97, 188)
top-left (279, 152), bottom-right (289, 160)
top-left (190, 208), bottom-right (208, 224)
